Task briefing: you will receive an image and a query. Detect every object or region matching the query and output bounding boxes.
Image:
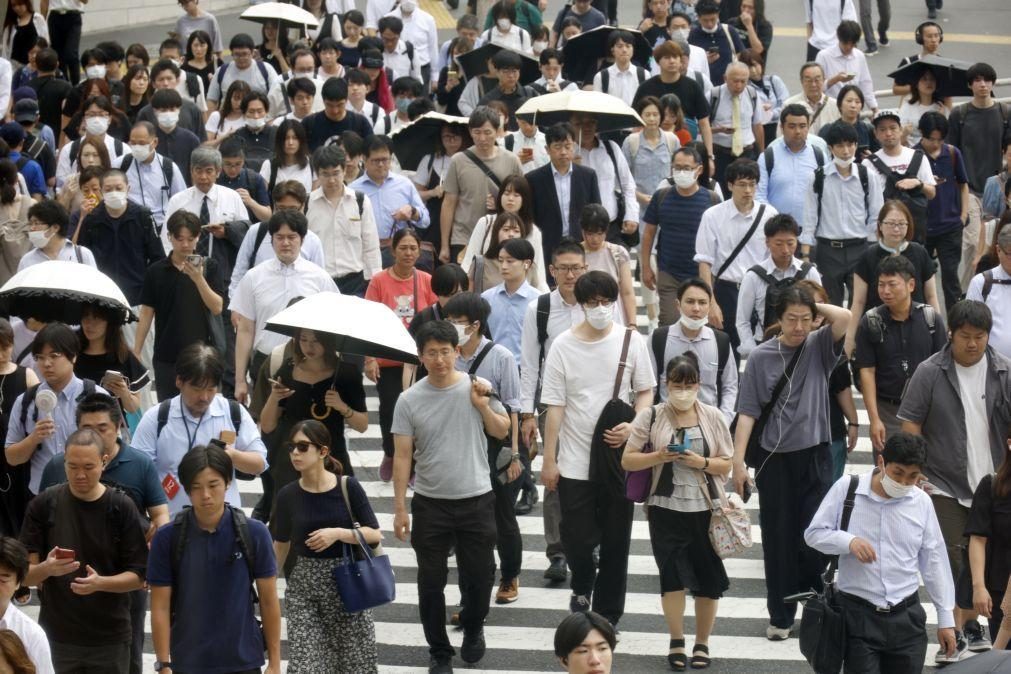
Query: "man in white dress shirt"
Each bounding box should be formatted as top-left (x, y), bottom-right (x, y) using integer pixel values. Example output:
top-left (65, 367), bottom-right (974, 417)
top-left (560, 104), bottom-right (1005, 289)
top-left (230, 209), bottom-right (339, 404)
top-left (591, 31), bottom-right (648, 107)
top-left (0, 537), bottom-right (53, 673)
top-left (815, 21), bottom-right (878, 113)
top-left (965, 227), bottom-right (1011, 360)
top-left (694, 157), bottom-right (776, 352)
top-left (378, 16), bottom-right (424, 84)
top-left (571, 113), bottom-right (639, 248)
top-left (386, 0), bottom-right (439, 90)
top-left (805, 0), bottom-right (858, 61)
top-left (805, 432), bottom-right (957, 668)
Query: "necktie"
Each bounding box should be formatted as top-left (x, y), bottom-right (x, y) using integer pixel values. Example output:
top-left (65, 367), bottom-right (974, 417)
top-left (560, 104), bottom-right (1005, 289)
top-left (200, 195), bottom-right (210, 226)
top-left (731, 95), bottom-right (744, 157)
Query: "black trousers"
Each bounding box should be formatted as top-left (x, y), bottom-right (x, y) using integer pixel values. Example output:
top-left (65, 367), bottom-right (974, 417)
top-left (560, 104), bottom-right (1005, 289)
top-left (814, 240), bottom-right (867, 307)
top-left (925, 228), bottom-right (963, 310)
top-left (753, 443), bottom-right (832, 628)
top-left (376, 365), bottom-right (403, 458)
top-left (840, 594), bottom-right (928, 674)
top-left (153, 360), bottom-right (178, 401)
top-left (129, 588), bottom-right (146, 674)
top-left (221, 308), bottom-right (237, 399)
top-left (334, 270), bottom-right (367, 297)
top-left (558, 476), bottom-right (634, 625)
top-left (48, 11), bottom-right (82, 84)
top-left (713, 279), bottom-right (742, 354)
top-left (806, 42), bottom-right (820, 62)
top-left (493, 473), bottom-right (523, 580)
top-left (412, 491), bottom-right (497, 658)
top-left (713, 146), bottom-right (756, 194)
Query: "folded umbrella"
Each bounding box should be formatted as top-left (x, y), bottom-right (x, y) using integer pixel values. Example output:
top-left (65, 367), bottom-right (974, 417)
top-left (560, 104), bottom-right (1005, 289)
top-left (943, 649), bottom-right (1011, 672)
top-left (456, 42), bottom-right (540, 85)
top-left (563, 25), bottom-right (654, 72)
top-left (515, 89), bottom-right (644, 133)
top-left (264, 292), bottom-right (420, 364)
top-left (390, 112), bottom-right (469, 172)
top-left (240, 2), bottom-right (320, 29)
top-left (0, 260), bottom-right (136, 324)
top-left (887, 55), bottom-right (973, 99)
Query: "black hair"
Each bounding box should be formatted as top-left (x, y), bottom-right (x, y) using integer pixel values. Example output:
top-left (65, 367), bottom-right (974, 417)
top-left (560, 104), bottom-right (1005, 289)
top-left (35, 47), bottom-right (58, 72)
top-left (165, 209), bottom-right (201, 239)
top-left (491, 49), bottom-right (522, 71)
top-left (673, 145), bottom-right (702, 166)
top-left (221, 79), bottom-right (252, 117)
top-left (266, 208), bottom-right (308, 239)
top-left (967, 62), bottom-right (997, 85)
top-left (775, 286), bottom-right (817, 320)
top-left (339, 130), bottom-right (365, 159)
top-left (500, 237), bottom-right (536, 262)
top-left (392, 75), bottom-right (423, 98)
top-left (551, 237), bottom-right (585, 262)
top-left (431, 263), bottom-right (469, 296)
top-left (607, 29), bottom-right (635, 52)
top-left (81, 48), bottom-right (107, 67)
top-left (391, 226), bottom-right (421, 249)
top-left (677, 277), bottom-right (712, 299)
top-left (158, 37), bottom-right (182, 55)
top-left (273, 118), bottom-right (309, 169)
top-left (364, 134), bottom-right (395, 157)
top-left (312, 144), bottom-right (346, 172)
top-left (150, 88), bottom-right (183, 110)
top-left (881, 431), bottom-right (927, 467)
top-left (553, 612), bottom-right (617, 660)
top-left (918, 111), bottom-right (949, 138)
top-left (75, 392), bottom-right (123, 428)
top-left (415, 319), bottom-right (458, 351)
top-left (947, 299), bottom-right (992, 334)
top-left (574, 270), bottom-right (619, 304)
top-left (175, 343), bottom-right (225, 387)
top-left (27, 199), bottom-right (69, 236)
top-left (407, 97), bottom-right (435, 120)
top-left (725, 158), bottom-right (760, 184)
top-left (218, 134), bottom-right (246, 159)
top-left (240, 90), bottom-right (269, 114)
top-left (286, 76), bottom-right (316, 100)
top-left (877, 253), bottom-right (916, 281)
top-left (469, 105), bottom-right (501, 131)
top-left (0, 537), bottom-right (29, 585)
top-left (491, 1), bottom-right (517, 21)
top-left (316, 36), bottom-right (341, 54)
top-left (96, 40), bottom-right (125, 63)
top-left (64, 428), bottom-right (105, 457)
top-left (342, 9), bottom-right (365, 27)
top-left (229, 33), bottom-right (256, 52)
top-left (149, 58), bottom-right (181, 81)
top-left (824, 121), bottom-right (859, 146)
top-left (539, 47), bottom-right (563, 65)
top-left (288, 420), bottom-right (343, 475)
top-left (0, 318), bottom-right (11, 350)
top-left (346, 68), bottom-right (370, 87)
top-left (666, 350), bottom-right (701, 385)
top-left (444, 291), bottom-right (490, 325)
top-left (184, 30), bottom-right (213, 62)
top-left (579, 203), bottom-right (610, 234)
top-left (377, 15), bottom-right (403, 35)
top-left (544, 121), bottom-right (576, 145)
top-left (695, 0), bottom-right (720, 16)
top-left (780, 102), bottom-right (811, 124)
top-left (763, 214), bottom-right (800, 238)
top-left (179, 443), bottom-right (233, 493)
top-left (31, 322), bottom-right (78, 359)
top-left (836, 20), bottom-right (862, 44)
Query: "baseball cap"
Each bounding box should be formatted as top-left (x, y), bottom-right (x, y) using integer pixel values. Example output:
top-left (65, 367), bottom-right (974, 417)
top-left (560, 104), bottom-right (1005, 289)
top-left (11, 86), bottom-right (36, 104)
top-left (13, 99), bottom-right (39, 123)
top-left (0, 122), bottom-right (26, 147)
top-left (872, 109), bottom-right (901, 126)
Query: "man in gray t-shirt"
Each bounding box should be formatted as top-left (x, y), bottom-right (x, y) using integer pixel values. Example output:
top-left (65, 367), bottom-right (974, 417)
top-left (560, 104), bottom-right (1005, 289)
top-left (392, 320), bottom-right (510, 670)
top-left (731, 288), bottom-right (851, 641)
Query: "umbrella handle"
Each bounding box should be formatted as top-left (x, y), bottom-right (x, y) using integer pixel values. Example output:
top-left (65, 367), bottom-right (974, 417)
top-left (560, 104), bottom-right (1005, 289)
top-left (71, 211), bottom-right (83, 245)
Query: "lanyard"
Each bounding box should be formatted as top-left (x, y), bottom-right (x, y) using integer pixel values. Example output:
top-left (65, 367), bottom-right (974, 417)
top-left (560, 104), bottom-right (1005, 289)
top-left (181, 410), bottom-right (205, 451)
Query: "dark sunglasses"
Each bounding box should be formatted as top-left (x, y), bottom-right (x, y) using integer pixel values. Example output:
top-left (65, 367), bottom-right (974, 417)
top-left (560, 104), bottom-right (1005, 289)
top-left (286, 441), bottom-right (318, 454)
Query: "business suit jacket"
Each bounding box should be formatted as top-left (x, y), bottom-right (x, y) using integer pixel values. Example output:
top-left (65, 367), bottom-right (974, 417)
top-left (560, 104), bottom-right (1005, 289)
top-left (527, 162), bottom-right (601, 263)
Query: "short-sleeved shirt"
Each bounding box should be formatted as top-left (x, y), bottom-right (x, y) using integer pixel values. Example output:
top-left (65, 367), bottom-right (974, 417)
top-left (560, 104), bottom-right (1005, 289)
top-left (965, 473), bottom-right (1011, 593)
top-left (140, 257), bottom-right (226, 363)
top-left (73, 351), bottom-right (150, 394)
top-left (455, 337), bottom-right (521, 411)
top-left (301, 110), bottom-right (374, 152)
top-left (391, 373), bottom-right (505, 500)
top-left (271, 477), bottom-right (380, 559)
top-left (853, 243), bottom-right (934, 310)
top-left (644, 186), bottom-right (715, 279)
top-left (633, 75), bottom-right (710, 121)
top-left (737, 325), bottom-right (841, 452)
top-left (853, 305), bottom-right (947, 401)
top-left (365, 269), bottom-right (437, 367)
top-left (147, 510), bottom-right (276, 673)
top-left (443, 150), bottom-right (523, 246)
top-left (918, 142), bottom-right (969, 236)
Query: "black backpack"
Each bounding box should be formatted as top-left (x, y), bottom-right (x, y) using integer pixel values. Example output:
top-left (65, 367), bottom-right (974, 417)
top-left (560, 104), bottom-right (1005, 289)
top-left (862, 302), bottom-right (936, 344)
top-left (981, 269), bottom-right (1011, 301)
top-left (468, 344), bottom-right (511, 483)
top-left (599, 65), bottom-right (648, 93)
top-left (812, 162), bottom-right (869, 232)
top-left (747, 262), bottom-right (814, 329)
top-left (650, 326), bottom-right (731, 406)
top-left (868, 151), bottom-right (929, 244)
top-left (120, 153), bottom-right (174, 190)
top-left (533, 292), bottom-right (551, 408)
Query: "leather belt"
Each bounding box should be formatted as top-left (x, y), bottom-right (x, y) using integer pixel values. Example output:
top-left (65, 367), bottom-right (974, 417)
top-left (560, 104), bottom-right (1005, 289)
top-left (816, 237), bottom-right (867, 249)
top-left (840, 591), bottom-right (919, 614)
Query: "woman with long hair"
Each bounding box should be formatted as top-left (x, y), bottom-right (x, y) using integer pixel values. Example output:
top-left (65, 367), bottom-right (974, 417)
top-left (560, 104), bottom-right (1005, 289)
top-left (205, 79), bottom-right (251, 143)
top-left (460, 173), bottom-right (547, 292)
top-left (0, 318), bottom-right (38, 537)
top-left (360, 49), bottom-right (394, 113)
top-left (899, 69), bottom-right (949, 147)
top-left (727, 0), bottom-right (773, 58)
top-left (625, 96), bottom-right (681, 210)
top-left (659, 94), bottom-right (692, 146)
top-left (0, 159), bottom-right (31, 283)
top-left (182, 29), bottom-right (219, 93)
top-left (435, 36), bottom-right (472, 117)
top-left (622, 351), bottom-right (733, 670)
top-left (339, 10), bottom-right (365, 67)
top-left (66, 87), bottom-right (129, 144)
top-left (122, 64), bottom-right (151, 125)
top-left (414, 122), bottom-right (470, 256)
top-left (0, 630), bottom-right (37, 674)
top-left (74, 303), bottom-right (149, 423)
top-left (270, 421), bottom-right (379, 672)
top-left (1, 0), bottom-right (47, 66)
top-left (364, 228), bottom-right (437, 482)
top-left (258, 20), bottom-right (291, 76)
top-left (259, 119), bottom-right (313, 196)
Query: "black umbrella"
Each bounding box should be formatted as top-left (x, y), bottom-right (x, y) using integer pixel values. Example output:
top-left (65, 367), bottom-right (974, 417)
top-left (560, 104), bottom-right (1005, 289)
top-left (888, 55), bottom-right (973, 99)
top-left (456, 43), bottom-right (541, 86)
top-left (563, 25), bottom-right (654, 71)
top-left (390, 112), bottom-right (469, 172)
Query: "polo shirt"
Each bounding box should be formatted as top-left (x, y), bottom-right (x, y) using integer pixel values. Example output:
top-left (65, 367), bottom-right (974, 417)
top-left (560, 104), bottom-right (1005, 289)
top-left (482, 281), bottom-right (540, 369)
top-left (140, 256), bottom-right (225, 362)
top-left (644, 186), bottom-right (714, 279)
top-left (147, 510), bottom-right (276, 673)
top-left (853, 305), bottom-right (948, 401)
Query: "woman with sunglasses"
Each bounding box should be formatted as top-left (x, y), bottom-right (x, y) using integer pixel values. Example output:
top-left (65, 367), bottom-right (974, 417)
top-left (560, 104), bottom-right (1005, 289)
top-left (271, 420), bottom-right (380, 673)
top-left (251, 328), bottom-right (367, 520)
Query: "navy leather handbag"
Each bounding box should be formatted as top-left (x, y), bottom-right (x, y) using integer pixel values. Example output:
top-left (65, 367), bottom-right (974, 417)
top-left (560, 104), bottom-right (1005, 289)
top-left (331, 477), bottom-right (396, 613)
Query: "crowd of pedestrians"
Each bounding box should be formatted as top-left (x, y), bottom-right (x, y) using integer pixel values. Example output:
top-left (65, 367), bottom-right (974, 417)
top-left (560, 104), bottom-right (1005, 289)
top-left (0, 0), bottom-right (1005, 672)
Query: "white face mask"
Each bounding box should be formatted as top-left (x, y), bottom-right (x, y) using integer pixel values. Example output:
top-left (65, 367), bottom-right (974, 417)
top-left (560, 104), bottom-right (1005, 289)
top-left (130, 143), bottom-right (153, 162)
top-left (700, 22), bottom-right (720, 34)
top-left (668, 389), bottom-right (698, 411)
top-left (103, 190), bottom-right (128, 210)
top-left (400, 0), bottom-right (416, 12)
top-left (583, 304), bottom-right (613, 330)
top-left (532, 40), bottom-right (548, 52)
top-left (28, 229), bottom-right (51, 249)
top-left (85, 64), bottom-right (106, 80)
top-left (156, 110), bottom-right (179, 130)
top-left (680, 314), bottom-right (708, 331)
top-left (454, 322), bottom-right (472, 345)
top-left (672, 169), bottom-right (698, 189)
top-left (833, 156), bottom-right (854, 169)
top-left (671, 28), bottom-right (690, 41)
top-left (497, 18), bottom-right (512, 31)
top-left (84, 116), bottom-right (110, 136)
top-left (880, 471), bottom-right (914, 498)
top-left (246, 116), bottom-right (267, 131)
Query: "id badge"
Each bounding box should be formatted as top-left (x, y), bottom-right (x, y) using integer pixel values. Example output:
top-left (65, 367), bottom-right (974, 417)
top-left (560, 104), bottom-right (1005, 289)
top-left (219, 430), bottom-right (236, 445)
top-left (162, 473), bottom-right (180, 499)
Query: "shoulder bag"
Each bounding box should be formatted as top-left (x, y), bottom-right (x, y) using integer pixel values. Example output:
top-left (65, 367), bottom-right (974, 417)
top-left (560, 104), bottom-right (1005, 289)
top-left (695, 469), bottom-right (752, 558)
top-left (624, 405), bottom-right (659, 503)
top-left (331, 476), bottom-right (396, 613)
top-left (588, 327), bottom-right (637, 496)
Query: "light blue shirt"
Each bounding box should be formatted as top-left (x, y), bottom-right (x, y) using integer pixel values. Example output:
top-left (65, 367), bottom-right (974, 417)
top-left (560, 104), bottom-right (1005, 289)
top-left (621, 132), bottom-right (676, 199)
top-left (483, 281), bottom-right (540, 370)
top-left (551, 163), bottom-right (573, 236)
top-left (349, 171), bottom-right (430, 239)
top-left (455, 336), bottom-right (521, 411)
top-left (6, 376), bottom-right (109, 494)
top-left (17, 240), bottom-right (97, 271)
top-left (756, 140), bottom-right (825, 222)
top-left (805, 471), bottom-right (955, 628)
top-left (800, 161), bottom-right (883, 246)
top-left (132, 394), bottom-right (268, 515)
top-left (114, 153), bottom-right (187, 230)
top-left (228, 224), bottom-right (328, 297)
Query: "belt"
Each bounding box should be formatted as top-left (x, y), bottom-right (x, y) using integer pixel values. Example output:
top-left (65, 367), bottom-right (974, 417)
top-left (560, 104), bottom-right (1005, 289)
top-left (840, 591), bottom-right (919, 614)
top-left (816, 237), bottom-right (867, 249)
top-left (877, 395), bottom-right (903, 406)
top-left (713, 278), bottom-right (741, 290)
top-left (50, 9), bottom-right (81, 14)
top-left (713, 144), bottom-right (755, 156)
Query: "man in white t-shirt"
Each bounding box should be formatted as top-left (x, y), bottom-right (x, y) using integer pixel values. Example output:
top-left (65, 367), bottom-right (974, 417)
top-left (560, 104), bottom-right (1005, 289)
top-left (540, 271), bottom-right (655, 628)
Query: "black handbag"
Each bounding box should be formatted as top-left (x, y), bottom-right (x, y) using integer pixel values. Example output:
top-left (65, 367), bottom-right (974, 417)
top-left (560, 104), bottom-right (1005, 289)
top-left (588, 327), bottom-right (636, 497)
top-left (796, 475), bottom-right (859, 674)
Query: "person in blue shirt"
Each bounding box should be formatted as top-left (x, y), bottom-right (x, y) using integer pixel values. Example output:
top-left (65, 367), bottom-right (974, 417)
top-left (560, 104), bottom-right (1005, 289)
top-left (148, 443), bottom-right (281, 674)
top-left (757, 104), bottom-right (826, 223)
top-left (689, 0), bottom-right (744, 86)
top-left (482, 237), bottom-right (540, 369)
top-left (0, 122), bottom-right (46, 199)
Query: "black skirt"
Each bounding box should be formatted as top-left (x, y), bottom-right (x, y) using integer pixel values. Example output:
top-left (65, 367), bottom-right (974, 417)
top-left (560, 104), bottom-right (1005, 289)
top-left (647, 506), bottom-right (729, 599)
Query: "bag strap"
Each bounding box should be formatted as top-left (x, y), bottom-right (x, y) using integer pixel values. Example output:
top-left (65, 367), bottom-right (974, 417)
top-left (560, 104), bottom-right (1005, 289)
top-left (468, 340), bottom-right (496, 375)
top-left (338, 475), bottom-right (360, 527)
top-left (611, 326), bottom-right (634, 401)
top-left (825, 474), bottom-right (860, 582)
top-left (754, 341), bottom-right (805, 436)
top-left (463, 149), bottom-right (502, 190)
top-left (715, 204), bottom-right (765, 280)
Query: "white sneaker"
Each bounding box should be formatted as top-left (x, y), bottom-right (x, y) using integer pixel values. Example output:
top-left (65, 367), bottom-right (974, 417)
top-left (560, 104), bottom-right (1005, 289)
top-left (766, 625), bottom-right (791, 641)
top-left (934, 632), bottom-right (969, 665)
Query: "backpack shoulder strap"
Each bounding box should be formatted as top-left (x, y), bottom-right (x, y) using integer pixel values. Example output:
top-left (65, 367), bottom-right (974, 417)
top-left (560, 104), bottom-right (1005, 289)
top-left (599, 67), bottom-right (609, 93)
top-left (156, 399), bottom-right (172, 438)
top-left (504, 134), bottom-right (515, 152)
top-left (857, 162), bottom-right (870, 213)
top-left (636, 66), bottom-right (647, 84)
top-left (229, 505), bottom-right (258, 593)
top-left (628, 132), bottom-right (640, 160)
top-left (748, 263), bottom-right (774, 284)
top-left (813, 146), bottom-right (825, 168)
top-left (713, 328), bottom-right (730, 408)
top-left (651, 325), bottom-right (668, 386)
top-left (536, 292), bottom-right (551, 362)
top-left (268, 160), bottom-right (279, 195)
top-left (468, 341), bottom-right (496, 375)
top-left (256, 60), bottom-right (270, 88)
top-left (169, 508), bottom-right (190, 584)
top-left (354, 190), bottom-right (365, 218)
top-left (249, 223), bottom-right (271, 270)
top-left (120, 154), bottom-right (133, 173)
top-left (982, 269), bottom-right (994, 301)
top-left (18, 383), bottom-right (39, 428)
top-left (763, 145), bottom-right (774, 174)
top-left (228, 399), bottom-right (242, 433)
top-left (906, 149), bottom-right (924, 178)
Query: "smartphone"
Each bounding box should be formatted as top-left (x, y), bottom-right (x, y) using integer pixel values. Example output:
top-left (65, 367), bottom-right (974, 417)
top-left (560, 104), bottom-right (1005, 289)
top-left (267, 377), bottom-right (283, 388)
top-left (103, 370), bottom-right (126, 387)
top-left (54, 548), bottom-right (75, 561)
top-left (706, 46), bottom-right (720, 54)
top-left (666, 429), bottom-right (691, 454)
top-left (201, 223), bottom-right (217, 230)
top-left (186, 254), bottom-right (203, 268)
top-left (447, 69), bottom-right (458, 78)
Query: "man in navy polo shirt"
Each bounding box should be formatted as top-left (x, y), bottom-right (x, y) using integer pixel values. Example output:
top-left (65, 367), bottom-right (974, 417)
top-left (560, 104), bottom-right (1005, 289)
top-left (640, 145), bottom-right (720, 327)
top-left (148, 444), bottom-right (281, 674)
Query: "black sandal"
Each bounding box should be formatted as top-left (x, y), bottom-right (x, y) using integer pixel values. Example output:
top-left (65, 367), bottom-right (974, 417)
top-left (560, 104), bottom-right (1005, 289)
top-left (668, 638), bottom-right (687, 671)
top-left (691, 644), bottom-right (711, 669)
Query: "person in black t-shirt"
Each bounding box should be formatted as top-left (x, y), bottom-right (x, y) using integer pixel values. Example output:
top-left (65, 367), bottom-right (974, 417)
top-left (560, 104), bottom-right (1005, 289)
top-left (301, 78), bottom-right (374, 152)
top-left (135, 210), bottom-right (225, 401)
top-left (19, 428), bottom-right (148, 674)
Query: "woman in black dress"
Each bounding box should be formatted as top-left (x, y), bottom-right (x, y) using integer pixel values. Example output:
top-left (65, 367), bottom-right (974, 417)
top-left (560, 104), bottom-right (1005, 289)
top-left (0, 317), bottom-right (37, 537)
top-left (252, 328), bottom-right (368, 518)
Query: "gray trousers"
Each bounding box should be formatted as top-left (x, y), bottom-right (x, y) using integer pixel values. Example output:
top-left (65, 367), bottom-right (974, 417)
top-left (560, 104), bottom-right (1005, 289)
top-left (858, 0), bottom-right (891, 49)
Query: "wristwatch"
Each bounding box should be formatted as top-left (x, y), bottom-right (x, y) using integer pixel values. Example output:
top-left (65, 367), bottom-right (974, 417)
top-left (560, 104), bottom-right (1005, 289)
top-left (520, 412), bottom-right (536, 421)
top-left (154, 662), bottom-right (171, 672)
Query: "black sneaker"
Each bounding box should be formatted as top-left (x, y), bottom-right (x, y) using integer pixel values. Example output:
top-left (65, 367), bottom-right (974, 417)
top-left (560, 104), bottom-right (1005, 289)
top-left (428, 655), bottom-right (453, 673)
top-left (878, 31), bottom-right (890, 46)
top-left (570, 593), bottom-right (591, 613)
top-left (461, 628), bottom-right (486, 664)
top-left (544, 557), bottom-right (567, 582)
top-left (935, 632), bottom-right (969, 665)
top-left (964, 619), bottom-right (992, 652)
top-left (928, 7), bottom-right (937, 18)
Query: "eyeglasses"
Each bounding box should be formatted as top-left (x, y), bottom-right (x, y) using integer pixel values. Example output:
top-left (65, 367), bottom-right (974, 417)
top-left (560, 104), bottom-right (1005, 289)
top-left (286, 441), bottom-right (318, 454)
top-left (35, 352), bottom-right (65, 365)
top-left (318, 169), bottom-right (343, 181)
top-left (582, 300), bottom-right (614, 309)
top-left (552, 264), bottom-right (586, 276)
top-left (881, 220), bottom-right (908, 229)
